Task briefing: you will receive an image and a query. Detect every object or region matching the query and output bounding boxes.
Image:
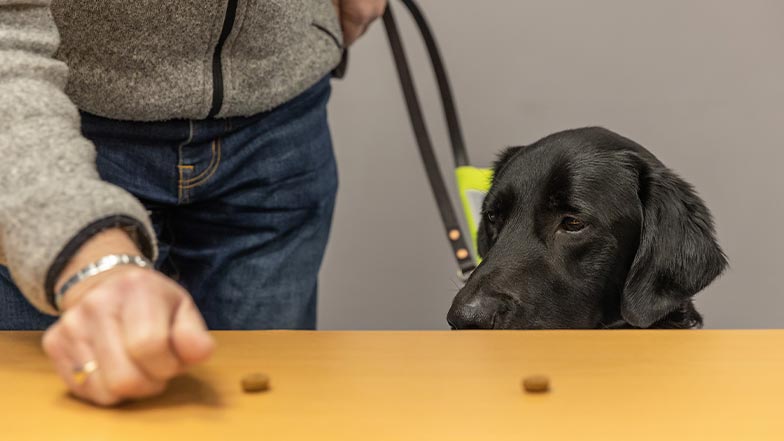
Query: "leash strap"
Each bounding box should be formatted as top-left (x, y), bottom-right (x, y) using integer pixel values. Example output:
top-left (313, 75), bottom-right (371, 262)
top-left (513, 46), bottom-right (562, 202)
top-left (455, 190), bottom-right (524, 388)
top-left (397, 0), bottom-right (469, 168)
top-left (382, 2), bottom-right (476, 277)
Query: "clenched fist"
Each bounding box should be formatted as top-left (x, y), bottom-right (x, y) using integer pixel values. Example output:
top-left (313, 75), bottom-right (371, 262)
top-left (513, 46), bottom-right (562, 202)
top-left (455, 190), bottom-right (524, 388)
top-left (42, 229), bottom-right (214, 406)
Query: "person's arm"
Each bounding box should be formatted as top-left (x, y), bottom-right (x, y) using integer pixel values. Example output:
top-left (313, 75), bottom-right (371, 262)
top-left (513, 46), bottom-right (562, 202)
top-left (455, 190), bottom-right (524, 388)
top-left (0, 0), bottom-right (154, 313)
top-left (1, 1), bottom-right (213, 406)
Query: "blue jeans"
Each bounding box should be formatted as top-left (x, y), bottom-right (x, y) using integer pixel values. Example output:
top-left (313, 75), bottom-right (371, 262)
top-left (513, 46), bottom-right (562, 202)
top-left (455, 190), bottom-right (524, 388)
top-left (0, 76), bottom-right (337, 330)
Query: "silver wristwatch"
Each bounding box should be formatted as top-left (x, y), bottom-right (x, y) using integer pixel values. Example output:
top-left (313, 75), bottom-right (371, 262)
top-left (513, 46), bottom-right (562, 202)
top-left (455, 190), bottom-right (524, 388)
top-left (55, 254), bottom-right (153, 311)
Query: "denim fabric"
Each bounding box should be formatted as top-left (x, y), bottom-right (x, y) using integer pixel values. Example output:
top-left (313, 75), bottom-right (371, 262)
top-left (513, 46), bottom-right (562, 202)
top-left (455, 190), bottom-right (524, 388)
top-left (0, 76), bottom-right (337, 330)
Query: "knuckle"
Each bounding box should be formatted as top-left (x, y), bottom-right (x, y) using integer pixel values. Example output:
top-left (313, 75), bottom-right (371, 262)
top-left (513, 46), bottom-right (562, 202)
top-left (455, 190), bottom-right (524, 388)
top-left (59, 310), bottom-right (84, 335)
top-left (41, 330), bottom-right (61, 355)
top-left (127, 331), bottom-right (168, 360)
top-left (359, 3), bottom-right (376, 20)
top-left (179, 295), bottom-right (198, 312)
top-left (346, 2), bottom-right (373, 22)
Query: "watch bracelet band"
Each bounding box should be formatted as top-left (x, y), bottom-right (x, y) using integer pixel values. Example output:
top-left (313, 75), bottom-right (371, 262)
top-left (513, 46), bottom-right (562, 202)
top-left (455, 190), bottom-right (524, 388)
top-left (54, 254), bottom-right (153, 311)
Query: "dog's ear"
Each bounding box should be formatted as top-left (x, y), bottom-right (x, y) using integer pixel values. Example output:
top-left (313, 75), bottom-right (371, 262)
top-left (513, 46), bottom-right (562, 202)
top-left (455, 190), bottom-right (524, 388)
top-left (621, 154), bottom-right (728, 327)
top-left (491, 146), bottom-right (524, 184)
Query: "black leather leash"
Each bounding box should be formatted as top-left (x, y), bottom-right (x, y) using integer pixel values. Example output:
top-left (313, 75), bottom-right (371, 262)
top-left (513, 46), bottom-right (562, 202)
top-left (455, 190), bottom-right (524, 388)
top-left (381, 1), bottom-right (477, 279)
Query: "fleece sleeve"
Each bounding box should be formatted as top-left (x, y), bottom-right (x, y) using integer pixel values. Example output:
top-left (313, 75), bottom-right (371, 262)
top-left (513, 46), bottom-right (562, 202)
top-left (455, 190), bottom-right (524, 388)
top-left (0, 1), bottom-right (157, 315)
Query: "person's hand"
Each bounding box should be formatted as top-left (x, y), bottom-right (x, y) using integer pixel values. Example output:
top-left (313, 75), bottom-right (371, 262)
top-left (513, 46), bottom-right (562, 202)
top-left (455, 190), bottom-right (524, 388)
top-left (332, 0), bottom-right (388, 47)
top-left (41, 229), bottom-right (214, 406)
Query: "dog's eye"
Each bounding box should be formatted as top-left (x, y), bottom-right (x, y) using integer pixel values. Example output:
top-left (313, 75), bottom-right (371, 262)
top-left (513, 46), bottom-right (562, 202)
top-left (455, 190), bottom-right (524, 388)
top-left (561, 217), bottom-right (585, 232)
top-left (485, 210), bottom-right (497, 224)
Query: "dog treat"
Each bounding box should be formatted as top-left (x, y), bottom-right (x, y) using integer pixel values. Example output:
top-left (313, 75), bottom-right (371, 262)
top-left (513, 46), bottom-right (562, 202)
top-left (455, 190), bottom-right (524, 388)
top-left (241, 373), bottom-right (270, 393)
top-left (522, 375), bottom-right (550, 393)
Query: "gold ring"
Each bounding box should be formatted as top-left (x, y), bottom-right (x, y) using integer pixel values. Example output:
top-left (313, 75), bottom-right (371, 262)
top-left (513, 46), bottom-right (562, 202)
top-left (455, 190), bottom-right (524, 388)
top-left (72, 360), bottom-right (98, 385)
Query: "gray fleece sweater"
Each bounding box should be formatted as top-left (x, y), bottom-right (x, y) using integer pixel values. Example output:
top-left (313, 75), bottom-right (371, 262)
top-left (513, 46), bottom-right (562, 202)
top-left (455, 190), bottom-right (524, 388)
top-left (0, 0), bottom-right (343, 315)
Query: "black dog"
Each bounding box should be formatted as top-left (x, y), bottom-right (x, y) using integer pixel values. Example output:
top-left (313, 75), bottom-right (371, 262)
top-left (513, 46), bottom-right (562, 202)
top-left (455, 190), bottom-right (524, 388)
top-left (447, 127), bottom-right (727, 330)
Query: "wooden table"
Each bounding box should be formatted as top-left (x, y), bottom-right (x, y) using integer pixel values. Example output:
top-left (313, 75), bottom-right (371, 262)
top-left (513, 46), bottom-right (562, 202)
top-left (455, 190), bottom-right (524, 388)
top-left (2, 330), bottom-right (783, 440)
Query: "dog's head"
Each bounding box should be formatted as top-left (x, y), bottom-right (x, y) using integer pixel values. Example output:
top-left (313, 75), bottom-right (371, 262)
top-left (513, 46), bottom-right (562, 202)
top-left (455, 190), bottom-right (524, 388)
top-left (447, 127), bottom-right (727, 329)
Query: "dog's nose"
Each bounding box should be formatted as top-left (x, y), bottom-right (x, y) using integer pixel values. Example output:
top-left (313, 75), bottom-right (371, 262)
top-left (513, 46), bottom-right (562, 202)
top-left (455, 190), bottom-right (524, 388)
top-left (447, 295), bottom-right (503, 329)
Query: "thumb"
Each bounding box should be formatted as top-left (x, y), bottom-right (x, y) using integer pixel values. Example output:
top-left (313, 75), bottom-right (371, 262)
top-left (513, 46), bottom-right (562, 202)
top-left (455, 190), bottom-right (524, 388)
top-left (171, 297), bottom-right (215, 365)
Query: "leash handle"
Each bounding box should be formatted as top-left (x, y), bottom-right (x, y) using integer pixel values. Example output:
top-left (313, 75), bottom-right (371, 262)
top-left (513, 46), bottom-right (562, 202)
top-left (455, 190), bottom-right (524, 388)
top-left (397, 0), bottom-right (469, 168)
top-left (382, 3), bottom-right (476, 277)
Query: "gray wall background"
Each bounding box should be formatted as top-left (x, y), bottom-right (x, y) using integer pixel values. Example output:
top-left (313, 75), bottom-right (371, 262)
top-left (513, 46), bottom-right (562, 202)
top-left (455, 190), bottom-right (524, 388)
top-left (318, 0), bottom-right (784, 329)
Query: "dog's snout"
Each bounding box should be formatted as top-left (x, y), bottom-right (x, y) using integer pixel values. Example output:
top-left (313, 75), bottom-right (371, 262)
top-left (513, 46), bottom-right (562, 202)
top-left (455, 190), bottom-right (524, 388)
top-left (447, 295), bottom-right (504, 330)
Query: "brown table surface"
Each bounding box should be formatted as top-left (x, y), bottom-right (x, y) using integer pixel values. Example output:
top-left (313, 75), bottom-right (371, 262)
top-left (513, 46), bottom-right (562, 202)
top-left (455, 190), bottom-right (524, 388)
top-left (2, 330), bottom-right (783, 440)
